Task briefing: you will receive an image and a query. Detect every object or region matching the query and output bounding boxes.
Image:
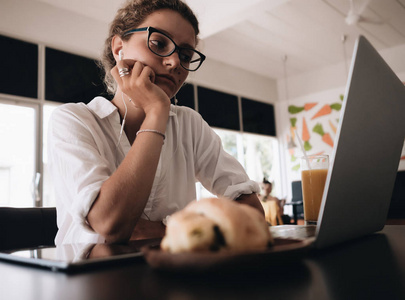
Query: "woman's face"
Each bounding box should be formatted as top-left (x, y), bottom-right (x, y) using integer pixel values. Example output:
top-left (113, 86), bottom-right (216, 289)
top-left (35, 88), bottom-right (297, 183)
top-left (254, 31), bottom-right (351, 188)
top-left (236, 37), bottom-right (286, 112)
top-left (121, 9), bottom-right (197, 99)
top-left (262, 183), bottom-right (272, 195)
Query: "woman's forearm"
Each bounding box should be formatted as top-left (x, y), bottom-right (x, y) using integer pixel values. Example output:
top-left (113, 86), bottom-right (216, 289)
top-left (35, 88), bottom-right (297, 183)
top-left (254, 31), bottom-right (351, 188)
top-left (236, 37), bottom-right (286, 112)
top-left (236, 193), bottom-right (265, 216)
top-left (87, 108), bottom-right (169, 243)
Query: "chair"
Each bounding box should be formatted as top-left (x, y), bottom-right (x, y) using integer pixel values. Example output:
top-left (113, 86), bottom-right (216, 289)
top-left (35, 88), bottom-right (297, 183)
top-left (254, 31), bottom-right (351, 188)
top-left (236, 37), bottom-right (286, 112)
top-left (0, 207), bottom-right (57, 251)
top-left (284, 181), bottom-right (304, 224)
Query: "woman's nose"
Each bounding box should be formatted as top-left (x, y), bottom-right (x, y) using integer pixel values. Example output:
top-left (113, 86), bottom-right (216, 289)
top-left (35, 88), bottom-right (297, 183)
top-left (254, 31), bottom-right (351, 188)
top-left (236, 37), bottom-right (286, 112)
top-left (163, 51), bottom-right (182, 69)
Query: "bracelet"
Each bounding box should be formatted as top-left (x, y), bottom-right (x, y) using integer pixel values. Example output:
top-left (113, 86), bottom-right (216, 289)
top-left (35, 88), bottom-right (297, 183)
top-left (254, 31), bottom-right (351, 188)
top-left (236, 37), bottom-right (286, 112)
top-left (136, 129), bottom-right (166, 140)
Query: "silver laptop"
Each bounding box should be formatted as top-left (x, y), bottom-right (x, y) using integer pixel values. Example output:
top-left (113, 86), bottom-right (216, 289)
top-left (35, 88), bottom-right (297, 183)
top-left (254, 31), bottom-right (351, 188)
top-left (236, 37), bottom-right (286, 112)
top-left (272, 35), bottom-right (405, 249)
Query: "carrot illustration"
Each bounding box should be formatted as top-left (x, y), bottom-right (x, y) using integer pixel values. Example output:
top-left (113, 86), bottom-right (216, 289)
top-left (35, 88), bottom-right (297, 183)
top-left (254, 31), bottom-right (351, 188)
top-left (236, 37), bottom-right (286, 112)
top-left (322, 133), bottom-right (334, 147)
top-left (313, 123), bottom-right (325, 136)
top-left (311, 104), bottom-right (332, 120)
top-left (292, 164), bottom-right (300, 171)
top-left (329, 120), bottom-right (337, 134)
top-left (302, 118), bottom-right (310, 141)
top-left (313, 123), bottom-right (334, 147)
top-left (290, 126), bottom-right (296, 141)
top-left (304, 102), bottom-right (317, 111)
top-left (302, 118), bottom-right (312, 151)
top-left (313, 151), bottom-right (325, 156)
top-left (287, 134), bottom-right (297, 149)
top-left (330, 103), bottom-right (342, 111)
top-left (288, 105), bottom-right (305, 114)
top-left (289, 103), bottom-right (318, 114)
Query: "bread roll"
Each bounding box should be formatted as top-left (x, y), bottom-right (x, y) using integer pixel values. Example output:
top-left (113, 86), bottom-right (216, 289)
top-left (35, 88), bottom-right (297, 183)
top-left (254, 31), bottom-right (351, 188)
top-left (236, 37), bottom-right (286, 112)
top-left (161, 197), bottom-right (273, 253)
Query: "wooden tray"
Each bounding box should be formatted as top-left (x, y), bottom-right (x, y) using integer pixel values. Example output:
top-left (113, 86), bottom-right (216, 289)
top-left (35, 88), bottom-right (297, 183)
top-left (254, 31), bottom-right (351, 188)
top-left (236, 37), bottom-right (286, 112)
top-left (142, 238), bottom-right (312, 273)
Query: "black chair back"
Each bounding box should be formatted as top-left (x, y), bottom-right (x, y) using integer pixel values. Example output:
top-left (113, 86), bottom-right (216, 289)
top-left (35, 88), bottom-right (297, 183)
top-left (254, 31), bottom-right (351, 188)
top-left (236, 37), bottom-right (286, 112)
top-left (291, 181), bottom-right (304, 218)
top-left (292, 181), bottom-right (303, 202)
top-left (0, 207), bottom-right (57, 251)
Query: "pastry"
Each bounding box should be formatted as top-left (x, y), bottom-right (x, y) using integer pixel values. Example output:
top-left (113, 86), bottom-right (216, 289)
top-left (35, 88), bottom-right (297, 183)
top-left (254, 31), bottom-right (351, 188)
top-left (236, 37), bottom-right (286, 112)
top-left (161, 197), bottom-right (273, 253)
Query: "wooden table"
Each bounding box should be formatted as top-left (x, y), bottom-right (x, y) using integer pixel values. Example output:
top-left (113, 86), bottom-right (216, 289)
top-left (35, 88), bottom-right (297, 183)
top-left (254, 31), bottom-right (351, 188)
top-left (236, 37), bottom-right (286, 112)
top-left (1, 225), bottom-right (405, 300)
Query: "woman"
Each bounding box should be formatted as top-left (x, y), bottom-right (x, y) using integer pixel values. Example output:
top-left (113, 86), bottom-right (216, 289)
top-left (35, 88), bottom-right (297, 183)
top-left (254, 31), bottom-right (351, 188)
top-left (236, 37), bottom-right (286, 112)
top-left (259, 179), bottom-right (287, 225)
top-left (48, 0), bottom-right (263, 245)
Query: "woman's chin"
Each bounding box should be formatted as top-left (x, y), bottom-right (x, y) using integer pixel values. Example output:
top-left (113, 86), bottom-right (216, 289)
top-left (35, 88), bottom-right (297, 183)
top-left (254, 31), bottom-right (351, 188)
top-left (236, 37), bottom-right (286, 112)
top-left (160, 85), bottom-right (177, 100)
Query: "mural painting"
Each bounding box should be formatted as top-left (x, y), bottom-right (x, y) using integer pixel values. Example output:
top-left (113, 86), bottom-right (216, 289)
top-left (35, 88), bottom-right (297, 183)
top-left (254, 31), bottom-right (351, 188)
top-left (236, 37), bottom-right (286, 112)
top-left (287, 95), bottom-right (343, 174)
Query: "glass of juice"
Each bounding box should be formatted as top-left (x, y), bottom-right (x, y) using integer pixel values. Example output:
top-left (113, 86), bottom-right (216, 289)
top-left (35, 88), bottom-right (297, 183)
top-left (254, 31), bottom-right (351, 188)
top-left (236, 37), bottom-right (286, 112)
top-left (301, 155), bottom-right (329, 225)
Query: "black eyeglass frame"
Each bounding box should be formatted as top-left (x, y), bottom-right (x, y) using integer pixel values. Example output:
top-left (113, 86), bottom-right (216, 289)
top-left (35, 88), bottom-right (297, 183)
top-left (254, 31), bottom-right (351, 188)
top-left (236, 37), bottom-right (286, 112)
top-left (122, 26), bottom-right (206, 71)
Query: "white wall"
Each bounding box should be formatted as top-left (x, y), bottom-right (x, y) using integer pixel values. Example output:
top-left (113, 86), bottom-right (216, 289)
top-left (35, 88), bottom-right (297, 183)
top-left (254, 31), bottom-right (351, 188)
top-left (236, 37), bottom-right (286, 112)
top-left (0, 0), bottom-right (278, 104)
top-left (0, 0), bottom-right (107, 59)
top-left (188, 59), bottom-right (277, 103)
top-left (276, 48), bottom-right (405, 199)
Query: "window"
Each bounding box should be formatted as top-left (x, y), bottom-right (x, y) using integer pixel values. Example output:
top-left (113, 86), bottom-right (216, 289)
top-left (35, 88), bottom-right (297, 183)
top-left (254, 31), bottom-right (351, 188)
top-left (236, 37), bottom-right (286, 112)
top-left (196, 128), bottom-right (281, 200)
top-left (0, 35), bottom-right (38, 98)
top-left (242, 97), bottom-right (276, 136)
top-left (42, 104), bottom-right (58, 207)
top-left (0, 103), bottom-right (36, 207)
top-left (197, 86), bottom-right (240, 131)
top-left (173, 82), bottom-right (195, 109)
top-left (45, 47), bottom-right (108, 103)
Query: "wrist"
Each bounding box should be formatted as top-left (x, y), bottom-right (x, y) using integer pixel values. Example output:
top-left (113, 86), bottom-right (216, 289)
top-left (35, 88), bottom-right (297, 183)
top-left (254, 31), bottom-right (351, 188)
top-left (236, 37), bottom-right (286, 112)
top-left (143, 101), bottom-right (170, 118)
top-left (142, 105), bottom-right (170, 132)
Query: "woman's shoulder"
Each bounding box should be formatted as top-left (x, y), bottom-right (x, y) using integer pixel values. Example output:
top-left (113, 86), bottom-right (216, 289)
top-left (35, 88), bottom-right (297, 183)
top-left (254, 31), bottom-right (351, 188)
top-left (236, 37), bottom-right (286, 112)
top-left (53, 102), bottom-right (89, 116)
top-left (52, 97), bottom-right (111, 121)
top-left (171, 105), bottom-right (203, 124)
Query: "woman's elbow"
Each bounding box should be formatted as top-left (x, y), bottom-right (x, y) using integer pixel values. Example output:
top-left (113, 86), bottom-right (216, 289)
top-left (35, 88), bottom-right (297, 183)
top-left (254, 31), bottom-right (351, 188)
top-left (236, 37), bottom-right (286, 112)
top-left (87, 210), bottom-right (132, 244)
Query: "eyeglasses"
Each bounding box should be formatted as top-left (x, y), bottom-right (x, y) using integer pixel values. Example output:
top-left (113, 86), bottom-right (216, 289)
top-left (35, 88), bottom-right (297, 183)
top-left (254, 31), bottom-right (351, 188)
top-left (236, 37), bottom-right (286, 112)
top-left (123, 26), bottom-right (206, 72)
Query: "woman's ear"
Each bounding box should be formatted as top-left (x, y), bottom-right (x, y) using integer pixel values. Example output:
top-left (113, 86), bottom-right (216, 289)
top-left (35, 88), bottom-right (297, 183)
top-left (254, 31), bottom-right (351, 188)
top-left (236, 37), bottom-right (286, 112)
top-left (111, 35), bottom-right (124, 63)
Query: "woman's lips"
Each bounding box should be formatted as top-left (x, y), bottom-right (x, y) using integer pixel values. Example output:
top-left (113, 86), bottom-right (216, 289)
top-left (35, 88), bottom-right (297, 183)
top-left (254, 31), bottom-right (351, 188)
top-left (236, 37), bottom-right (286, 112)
top-left (156, 74), bottom-right (177, 87)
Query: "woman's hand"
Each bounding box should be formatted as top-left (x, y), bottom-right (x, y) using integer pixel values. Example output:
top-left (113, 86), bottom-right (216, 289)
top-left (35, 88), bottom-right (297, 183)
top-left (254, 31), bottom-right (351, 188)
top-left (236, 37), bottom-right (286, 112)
top-left (111, 59), bottom-right (171, 115)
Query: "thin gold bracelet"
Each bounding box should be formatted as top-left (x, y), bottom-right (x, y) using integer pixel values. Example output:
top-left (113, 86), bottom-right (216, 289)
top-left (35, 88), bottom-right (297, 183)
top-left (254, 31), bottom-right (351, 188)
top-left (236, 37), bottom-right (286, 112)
top-left (136, 129), bottom-right (166, 140)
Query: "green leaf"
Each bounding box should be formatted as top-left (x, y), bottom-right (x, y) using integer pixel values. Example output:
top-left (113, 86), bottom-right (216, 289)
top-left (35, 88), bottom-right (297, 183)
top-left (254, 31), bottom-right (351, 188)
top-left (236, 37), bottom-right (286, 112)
top-left (313, 123), bottom-right (325, 136)
top-left (290, 118), bottom-right (297, 127)
top-left (330, 103), bottom-right (342, 111)
top-left (339, 94), bottom-right (344, 101)
top-left (288, 105), bottom-right (305, 114)
top-left (304, 141), bottom-right (312, 151)
top-left (292, 164), bottom-right (300, 171)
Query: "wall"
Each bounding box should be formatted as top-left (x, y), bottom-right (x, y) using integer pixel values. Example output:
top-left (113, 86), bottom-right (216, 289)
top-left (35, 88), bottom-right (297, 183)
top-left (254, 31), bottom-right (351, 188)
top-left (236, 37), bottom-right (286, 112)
top-left (276, 49), bottom-right (405, 199)
top-left (0, 0), bottom-right (277, 105)
top-left (1, 0), bottom-right (404, 201)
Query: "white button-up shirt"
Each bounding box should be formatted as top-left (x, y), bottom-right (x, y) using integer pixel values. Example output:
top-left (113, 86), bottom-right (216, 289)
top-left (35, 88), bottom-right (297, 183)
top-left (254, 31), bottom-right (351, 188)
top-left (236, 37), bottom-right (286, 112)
top-left (48, 97), bottom-right (260, 245)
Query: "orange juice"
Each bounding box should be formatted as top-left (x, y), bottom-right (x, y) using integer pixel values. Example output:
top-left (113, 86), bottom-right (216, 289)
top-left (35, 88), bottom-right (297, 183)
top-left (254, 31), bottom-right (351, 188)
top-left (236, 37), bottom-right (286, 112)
top-left (301, 168), bottom-right (328, 223)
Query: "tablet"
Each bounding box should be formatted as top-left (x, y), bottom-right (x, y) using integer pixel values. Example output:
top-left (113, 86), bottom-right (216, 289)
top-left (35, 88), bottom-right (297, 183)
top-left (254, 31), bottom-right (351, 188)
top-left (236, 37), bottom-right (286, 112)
top-left (0, 238), bottom-right (161, 272)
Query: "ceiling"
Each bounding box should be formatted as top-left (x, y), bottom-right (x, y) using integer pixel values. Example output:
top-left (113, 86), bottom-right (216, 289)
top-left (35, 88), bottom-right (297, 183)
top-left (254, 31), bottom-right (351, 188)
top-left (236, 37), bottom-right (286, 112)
top-left (36, 0), bottom-right (405, 80)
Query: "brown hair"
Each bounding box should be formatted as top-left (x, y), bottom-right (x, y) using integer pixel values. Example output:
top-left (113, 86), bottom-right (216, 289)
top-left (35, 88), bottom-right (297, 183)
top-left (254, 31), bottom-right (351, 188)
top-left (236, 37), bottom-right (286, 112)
top-left (99, 0), bottom-right (199, 95)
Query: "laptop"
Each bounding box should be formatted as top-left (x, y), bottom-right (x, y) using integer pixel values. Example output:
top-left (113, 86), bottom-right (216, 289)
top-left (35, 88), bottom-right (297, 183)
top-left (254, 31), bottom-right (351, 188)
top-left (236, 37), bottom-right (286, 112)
top-left (272, 35), bottom-right (405, 249)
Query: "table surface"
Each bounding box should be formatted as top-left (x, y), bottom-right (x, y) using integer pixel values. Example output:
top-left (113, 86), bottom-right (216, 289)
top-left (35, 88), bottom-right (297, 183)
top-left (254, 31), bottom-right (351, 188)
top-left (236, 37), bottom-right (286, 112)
top-left (1, 225), bottom-right (405, 300)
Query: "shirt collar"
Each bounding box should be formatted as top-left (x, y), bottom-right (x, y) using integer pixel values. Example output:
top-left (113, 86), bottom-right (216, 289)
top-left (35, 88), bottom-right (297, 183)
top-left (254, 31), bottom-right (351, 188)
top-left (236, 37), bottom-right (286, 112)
top-left (169, 104), bottom-right (177, 117)
top-left (87, 96), bottom-right (118, 119)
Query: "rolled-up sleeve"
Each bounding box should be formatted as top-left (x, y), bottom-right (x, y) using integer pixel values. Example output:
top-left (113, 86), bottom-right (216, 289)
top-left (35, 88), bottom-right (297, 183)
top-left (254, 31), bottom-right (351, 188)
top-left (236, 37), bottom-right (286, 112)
top-left (48, 105), bottom-right (114, 234)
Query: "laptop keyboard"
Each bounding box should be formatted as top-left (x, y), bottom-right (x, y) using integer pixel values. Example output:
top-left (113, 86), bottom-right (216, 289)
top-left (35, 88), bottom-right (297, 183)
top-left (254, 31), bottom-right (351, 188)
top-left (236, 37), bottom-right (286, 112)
top-left (270, 225), bottom-right (317, 240)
